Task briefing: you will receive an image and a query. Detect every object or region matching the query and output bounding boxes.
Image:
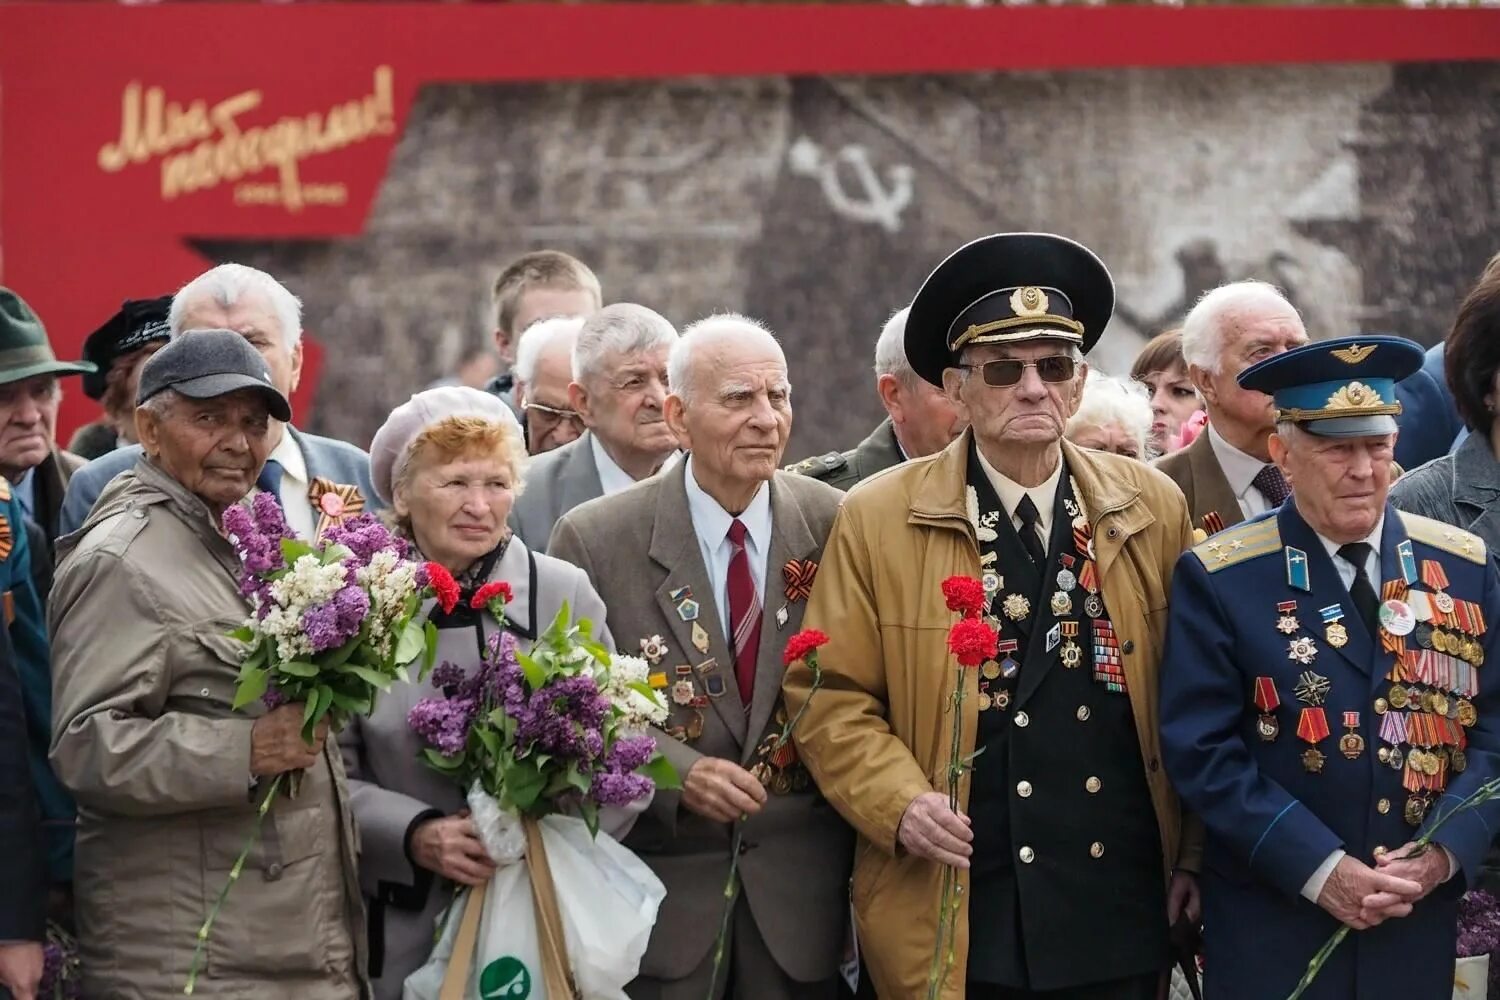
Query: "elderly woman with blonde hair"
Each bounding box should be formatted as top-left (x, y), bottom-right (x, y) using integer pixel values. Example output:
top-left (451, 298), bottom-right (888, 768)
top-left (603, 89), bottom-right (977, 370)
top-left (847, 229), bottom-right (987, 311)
top-left (339, 386), bottom-right (626, 999)
top-left (1065, 370), bottom-right (1155, 461)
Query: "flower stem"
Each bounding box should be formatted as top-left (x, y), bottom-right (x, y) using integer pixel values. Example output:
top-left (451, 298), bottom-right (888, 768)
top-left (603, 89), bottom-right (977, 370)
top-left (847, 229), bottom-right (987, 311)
top-left (184, 772), bottom-right (285, 995)
top-left (707, 822), bottom-right (745, 1000)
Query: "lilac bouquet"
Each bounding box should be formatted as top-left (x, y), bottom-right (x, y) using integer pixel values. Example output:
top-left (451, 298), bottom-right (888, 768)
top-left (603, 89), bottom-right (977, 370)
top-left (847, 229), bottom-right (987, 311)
top-left (1458, 889), bottom-right (1500, 994)
top-left (410, 601), bottom-right (677, 834)
top-left (186, 497), bottom-right (439, 993)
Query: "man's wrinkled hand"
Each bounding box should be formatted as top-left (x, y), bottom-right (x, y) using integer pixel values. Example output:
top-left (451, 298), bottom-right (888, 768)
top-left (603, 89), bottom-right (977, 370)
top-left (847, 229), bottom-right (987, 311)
top-left (1317, 855), bottom-right (1421, 929)
top-left (682, 758), bottom-right (768, 823)
top-left (0, 940), bottom-right (44, 1000)
top-left (1167, 870), bottom-right (1201, 926)
top-left (1374, 842), bottom-right (1451, 904)
top-left (897, 792), bottom-right (973, 868)
top-left (411, 813), bottom-right (498, 887)
top-left (250, 704), bottom-right (327, 777)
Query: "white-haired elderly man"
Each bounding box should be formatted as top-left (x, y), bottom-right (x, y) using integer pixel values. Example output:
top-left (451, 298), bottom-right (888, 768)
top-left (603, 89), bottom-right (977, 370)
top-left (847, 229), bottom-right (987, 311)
top-left (1066, 371), bottom-right (1154, 461)
top-left (788, 306), bottom-right (965, 490)
top-left (511, 303), bottom-right (680, 551)
top-left (549, 314), bottom-right (853, 999)
top-left (59, 263), bottom-right (377, 538)
top-left (1154, 280), bottom-right (1308, 537)
top-left (512, 314), bottom-right (586, 455)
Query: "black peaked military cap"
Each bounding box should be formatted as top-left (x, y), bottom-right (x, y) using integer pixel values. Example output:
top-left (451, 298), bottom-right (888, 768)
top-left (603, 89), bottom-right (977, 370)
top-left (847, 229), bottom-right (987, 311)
top-left (905, 233), bottom-right (1115, 386)
top-left (81, 295), bottom-right (172, 400)
top-left (137, 328), bottom-right (292, 422)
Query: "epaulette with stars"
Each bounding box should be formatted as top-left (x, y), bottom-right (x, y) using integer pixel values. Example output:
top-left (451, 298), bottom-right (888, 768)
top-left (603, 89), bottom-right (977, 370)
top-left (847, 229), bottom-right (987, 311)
top-left (783, 452), bottom-right (848, 479)
top-left (1191, 516), bottom-right (1282, 573)
top-left (1399, 510), bottom-right (1487, 565)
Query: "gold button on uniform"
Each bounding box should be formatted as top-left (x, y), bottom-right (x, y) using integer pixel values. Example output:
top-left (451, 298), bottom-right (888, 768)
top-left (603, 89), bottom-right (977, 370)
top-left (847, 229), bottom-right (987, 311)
top-left (1085, 777), bottom-right (1102, 794)
top-left (1015, 712), bottom-right (1030, 728)
top-left (1017, 781), bottom-right (1033, 798)
top-left (1019, 846), bottom-right (1035, 864)
top-left (1076, 706), bottom-right (1091, 721)
top-left (1377, 798), bottom-right (1391, 814)
top-left (1090, 842), bottom-right (1104, 859)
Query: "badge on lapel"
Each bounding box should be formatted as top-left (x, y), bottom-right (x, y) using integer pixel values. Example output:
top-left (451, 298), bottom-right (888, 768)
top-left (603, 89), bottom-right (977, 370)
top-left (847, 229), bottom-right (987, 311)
top-left (308, 478), bottom-right (366, 539)
top-left (783, 559), bottom-right (817, 603)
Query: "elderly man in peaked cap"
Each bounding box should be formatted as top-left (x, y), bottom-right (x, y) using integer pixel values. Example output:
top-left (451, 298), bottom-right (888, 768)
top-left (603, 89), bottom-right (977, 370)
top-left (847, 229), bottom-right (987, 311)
top-left (785, 234), bottom-right (1201, 999)
top-left (69, 295), bottom-right (173, 459)
top-left (50, 330), bottom-right (366, 999)
top-left (1160, 335), bottom-right (1500, 1000)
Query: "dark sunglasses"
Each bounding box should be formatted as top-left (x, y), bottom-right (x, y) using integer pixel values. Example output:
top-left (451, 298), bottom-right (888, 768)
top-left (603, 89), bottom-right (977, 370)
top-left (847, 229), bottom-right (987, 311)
top-left (959, 355), bottom-right (1077, 388)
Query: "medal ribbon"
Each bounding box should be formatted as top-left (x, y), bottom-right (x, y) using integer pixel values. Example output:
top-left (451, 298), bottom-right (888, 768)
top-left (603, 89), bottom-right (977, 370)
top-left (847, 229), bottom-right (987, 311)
top-left (1296, 707), bottom-right (1330, 744)
top-left (1253, 677), bottom-right (1280, 713)
top-left (1380, 579), bottom-right (1408, 656)
top-left (1379, 710), bottom-right (1407, 746)
top-left (1343, 710), bottom-right (1360, 730)
top-left (1421, 559), bottom-right (1451, 594)
top-left (1077, 558), bottom-right (1098, 595)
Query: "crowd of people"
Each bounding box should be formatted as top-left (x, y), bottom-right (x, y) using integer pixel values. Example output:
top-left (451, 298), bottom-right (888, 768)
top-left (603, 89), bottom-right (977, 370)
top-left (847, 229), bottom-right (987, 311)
top-left (0, 234), bottom-right (1496, 1000)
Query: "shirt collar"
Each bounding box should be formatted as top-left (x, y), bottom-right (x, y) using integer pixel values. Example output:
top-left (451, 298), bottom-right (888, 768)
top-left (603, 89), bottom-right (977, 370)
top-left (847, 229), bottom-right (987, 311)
top-left (1207, 422), bottom-right (1270, 499)
top-left (589, 433), bottom-right (637, 497)
top-left (683, 454), bottom-right (772, 553)
top-left (1316, 514), bottom-right (1385, 568)
top-left (974, 446), bottom-right (1063, 538)
top-left (269, 427), bottom-right (308, 484)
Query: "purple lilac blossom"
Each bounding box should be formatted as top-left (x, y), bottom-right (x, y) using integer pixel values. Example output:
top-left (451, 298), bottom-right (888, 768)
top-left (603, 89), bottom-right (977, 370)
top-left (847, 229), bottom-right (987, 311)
top-left (262, 682), bottom-right (288, 710)
top-left (1458, 889), bottom-right (1500, 958)
top-left (515, 675), bottom-right (609, 761)
top-left (430, 661), bottom-right (466, 691)
top-left (408, 696), bottom-right (478, 757)
top-left (592, 770), bottom-right (653, 807)
top-left (332, 584), bottom-right (370, 634)
top-left (324, 513), bottom-right (407, 568)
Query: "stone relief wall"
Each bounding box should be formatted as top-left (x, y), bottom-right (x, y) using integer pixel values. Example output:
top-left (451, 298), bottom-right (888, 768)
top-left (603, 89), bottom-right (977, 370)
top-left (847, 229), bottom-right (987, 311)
top-left (201, 61), bottom-right (1500, 458)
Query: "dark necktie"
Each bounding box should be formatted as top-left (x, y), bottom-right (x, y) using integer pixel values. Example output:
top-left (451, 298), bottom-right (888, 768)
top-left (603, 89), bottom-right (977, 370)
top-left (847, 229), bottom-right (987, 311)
top-left (255, 458), bottom-right (284, 501)
top-left (1014, 495), bottom-right (1047, 569)
top-left (1251, 464), bottom-right (1291, 507)
top-left (1338, 542), bottom-right (1380, 636)
top-left (726, 519), bottom-right (761, 706)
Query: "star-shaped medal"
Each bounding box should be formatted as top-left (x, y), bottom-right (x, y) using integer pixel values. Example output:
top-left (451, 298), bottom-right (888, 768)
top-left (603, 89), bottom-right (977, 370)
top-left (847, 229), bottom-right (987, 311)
top-left (1276, 614), bottom-right (1300, 635)
top-left (1287, 637), bottom-right (1319, 666)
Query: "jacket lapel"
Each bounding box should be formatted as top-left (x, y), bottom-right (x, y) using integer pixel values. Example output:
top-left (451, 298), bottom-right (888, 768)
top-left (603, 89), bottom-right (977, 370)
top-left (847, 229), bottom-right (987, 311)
top-left (743, 475), bottom-right (818, 764)
top-left (1278, 501), bottom-right (1374, 675)
top-left (560, 432), bottom-right (605, 512)
top-left (1013, 472), bottom-right (1078, 710)
top-left (647, 462), bottom-right (748, 748)
top-left (1187, 429), bottom-right (1243, 530)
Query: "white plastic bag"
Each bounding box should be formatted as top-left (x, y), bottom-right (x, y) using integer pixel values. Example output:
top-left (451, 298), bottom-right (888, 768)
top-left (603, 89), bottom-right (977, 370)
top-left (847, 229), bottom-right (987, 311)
top-left (1455, 955), bottom-right (1490, 1000)
top-left (404, 788), bottom-right (666, 1000)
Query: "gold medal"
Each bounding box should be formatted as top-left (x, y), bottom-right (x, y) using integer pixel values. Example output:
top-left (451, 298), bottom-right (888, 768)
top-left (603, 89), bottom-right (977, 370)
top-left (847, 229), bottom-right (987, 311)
top-left (1326, 622), bottom-right (1349, 649)
top-left (1339, 731), bottom-right (1365, 760)
top-left (1458, 700), bottom-right (1477, 727)
top-left (1422, 752), bottom-right (1441, 776)
top-left (1002, 593), bottom-right (1031, 621)
top-left (1061, 641), bottom-right (1082, 668)
top-left (1433, 629), bottom-right (1451, 654)
top-left (1050, 590), bottom-right (1073, 616)
top-left (1277, 614), bottom-right (1300, 635)
top-left (1374, 697), bottom-right (1389, 715)
top-left (977, 691), bottom-right (993, 711)
top-left (1388, 685), bottom-right (1410, 710)
top-left (1301, 748), bottom-right (1326, 773)
top-left (1405, 796), bottom-right (1428, 826)
top-left (1452, 748), bottom-right (1468, 773)
top-left (981, 660), bottom-right (1001, 681)
top-left (1431, 692), bottom-right (1450, 716)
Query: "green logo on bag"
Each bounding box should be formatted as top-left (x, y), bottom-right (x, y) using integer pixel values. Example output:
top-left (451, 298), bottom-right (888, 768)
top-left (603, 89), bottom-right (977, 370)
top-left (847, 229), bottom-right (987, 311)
top-left (480, 956), bottom-right (532, 999)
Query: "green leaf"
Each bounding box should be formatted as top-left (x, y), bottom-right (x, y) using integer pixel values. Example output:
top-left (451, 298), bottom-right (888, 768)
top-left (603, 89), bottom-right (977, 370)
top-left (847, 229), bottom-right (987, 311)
top-left (475, 725), bottom-right (501, 759)
top-left (421, 620), bottom-right (439, 678)
top-left (279, 537), bottom-right (316, 564)
top-left (636, 753), bottom-right (681, 790)
top-left (421, 747), bottom-right (465, 772)
top-left (301, 692), bottom-right (321, 741)
top-left (517, 651), bottom-right (546, 691)
top-left (345, 665), bottom-right (395, 691)
top-left (394, 620), bottom-right (427, 667)
top-left (319, 543), bottom-right (354, 565)
top-left (277, 660), bottom-right (319, 679)
top-left (322, 633), bottom-right (362, 672)
top-left (504, 761), bottom-right (547, 812)
top-left (228, 625), bottom-right (256, 643)
top-left (565, 762), bottom-right (591, 795)
top-left (327, 689), bottom-right (372, 716)
top-left (232, 667), bottom-right (270, 711)
top-left (578, 798), bottom-right (600, 838)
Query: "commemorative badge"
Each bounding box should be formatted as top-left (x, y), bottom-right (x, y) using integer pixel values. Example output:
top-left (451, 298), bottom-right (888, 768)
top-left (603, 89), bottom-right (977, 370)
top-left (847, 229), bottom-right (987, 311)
top-left (308, 478), bottom-right (366, 539)
top-left (1253, 676), bottom-right (1280, 741)
top-left (782, 559), bottom-right (817, 603)
top-left (1276, 600), bottom-right (1301, 636)
top-left (1002, 593), bottom-right (1031, 621)
top-left (1319, 604), bottom-right (1348, 649)
top-left (1050, 590), bottom-right (1073, 616)
top-left (1287, 636), bottom-right (1319, 665)
top-left (1294, 670), bottom-right (1330, 706)
top-left (691, 621), bottom-right (711, 654)
top-left (640, 634), bottom-right (668, 664)
top-left (1339, 711), bottom-right (1365, 760)
top-left (1379, 599), bottom-right (1415, 637)
top-left (1059, 621), bottom-right (1082, 668)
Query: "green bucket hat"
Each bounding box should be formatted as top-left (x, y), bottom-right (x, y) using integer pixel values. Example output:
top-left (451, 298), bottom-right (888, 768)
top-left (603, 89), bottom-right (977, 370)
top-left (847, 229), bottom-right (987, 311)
top-left (0, 287), bottom-right (98, 386)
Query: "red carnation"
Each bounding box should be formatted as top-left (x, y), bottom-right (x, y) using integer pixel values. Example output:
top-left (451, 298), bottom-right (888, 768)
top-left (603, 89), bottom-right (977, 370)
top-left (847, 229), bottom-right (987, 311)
top-left (941, 575), bottom-right (988, 619)
top-left (783, 628), bottom-right (831, 667)
top-left (471, 581), bottom-right (513, 610)
top-left (425, 562), bottom-right (461, 614)
top-left (947, 617), bottom-right (998, 668)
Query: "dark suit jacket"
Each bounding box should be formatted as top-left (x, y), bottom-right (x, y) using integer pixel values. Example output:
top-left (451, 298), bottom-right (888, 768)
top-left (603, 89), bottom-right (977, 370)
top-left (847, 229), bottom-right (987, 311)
top-left (1393, 342), bottom-right (1463, 470)
top-left (1153, 429), bottom-right (1243, 535)
top-left (785, 418), bottom-right (905, 492)
top-left (30, 446), bottom-right (84, 555)
top-left (549, 463), bottom-right (854, 985)
top-left (0, 615), bottom-right (46, 941)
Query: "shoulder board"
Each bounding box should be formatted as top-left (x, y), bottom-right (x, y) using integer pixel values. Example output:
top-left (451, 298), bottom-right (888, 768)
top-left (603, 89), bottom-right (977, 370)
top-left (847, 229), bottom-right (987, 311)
top-left (0, 478), bottom-right (11, 502)
top-left (784, 452), bottom-right (848, 479)
top-left (1191, 516), bottom-right (1282, 573)
top-left (1399, 511), bottom-right (1487, 565)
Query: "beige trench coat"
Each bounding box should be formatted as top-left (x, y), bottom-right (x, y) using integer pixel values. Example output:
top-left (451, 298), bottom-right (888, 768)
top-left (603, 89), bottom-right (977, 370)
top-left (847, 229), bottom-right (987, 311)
top-left (783, 434), bottom-right (1202, 999)
top-left (49, 459), bottom-right (367, 1000)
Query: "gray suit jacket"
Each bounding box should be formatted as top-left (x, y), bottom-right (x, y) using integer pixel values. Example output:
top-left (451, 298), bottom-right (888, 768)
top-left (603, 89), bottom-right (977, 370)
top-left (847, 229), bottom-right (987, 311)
top-left (549, 463), bottom-right (854, 985)
top-left (339, 537), bottom-right (616, 1000)
top-left (509, 431), bottom-right (604, 553)
top-left (1391, 431), bottom-right (1500, 572)
top-left (59, 426), bottom-right (378, 537)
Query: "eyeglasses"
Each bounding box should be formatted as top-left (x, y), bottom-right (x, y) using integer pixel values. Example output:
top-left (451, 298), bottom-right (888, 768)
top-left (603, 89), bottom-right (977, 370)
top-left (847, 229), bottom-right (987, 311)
top-left (523, 401), bottom-right (583, 429)
top-left (959, 355), bottom-right (1077, 388)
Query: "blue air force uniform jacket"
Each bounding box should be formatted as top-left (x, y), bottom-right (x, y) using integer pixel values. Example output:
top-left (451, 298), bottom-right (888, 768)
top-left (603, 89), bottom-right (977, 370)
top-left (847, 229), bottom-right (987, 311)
top-left (1160, 500), bottom-right (1500, 1000)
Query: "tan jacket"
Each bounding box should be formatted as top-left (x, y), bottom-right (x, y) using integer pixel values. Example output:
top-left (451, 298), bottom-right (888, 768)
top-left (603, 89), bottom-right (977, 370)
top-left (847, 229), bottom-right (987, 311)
top-left (783, 433), bottom-right (1201, 999)
top-left (49, 459), bottom-right (366, 1000)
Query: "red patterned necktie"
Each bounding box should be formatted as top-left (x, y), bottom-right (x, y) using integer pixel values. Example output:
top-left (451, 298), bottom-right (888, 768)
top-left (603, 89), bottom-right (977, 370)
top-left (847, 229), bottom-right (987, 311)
top-left (727, 519), bottom-right (762, 706)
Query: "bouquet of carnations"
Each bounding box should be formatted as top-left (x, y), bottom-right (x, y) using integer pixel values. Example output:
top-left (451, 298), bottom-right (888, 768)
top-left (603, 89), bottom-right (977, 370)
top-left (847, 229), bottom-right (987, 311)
top-left (184, 495), bottom-right (440, 993)
top-left (402, 597), bottom-right (679, 1000)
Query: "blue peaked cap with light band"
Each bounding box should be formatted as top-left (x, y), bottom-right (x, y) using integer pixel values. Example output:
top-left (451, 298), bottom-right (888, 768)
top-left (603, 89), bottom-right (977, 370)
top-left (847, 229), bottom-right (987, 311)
top-left (1237, 334), bottom-right (1424, 438)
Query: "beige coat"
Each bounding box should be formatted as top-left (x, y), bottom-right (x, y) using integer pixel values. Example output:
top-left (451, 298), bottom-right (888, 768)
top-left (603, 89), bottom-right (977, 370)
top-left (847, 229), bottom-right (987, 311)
top-left (783, 434), bottom-right (1202, 999)
top-left (49, 459), bottom-right (367, 1000)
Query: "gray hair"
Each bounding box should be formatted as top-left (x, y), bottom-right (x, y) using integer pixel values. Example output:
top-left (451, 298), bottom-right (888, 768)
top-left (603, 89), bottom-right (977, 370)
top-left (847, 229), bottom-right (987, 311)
top-left (169, 263), bottom-right (303, 348)
top-left (572, 303), bottom-right (678, 383)
top-left (1066, 371), bottom-right (1152, 457)
top-left (514, 315), bottom-right (585, 387)
top-left (138, 388), bottom-right (179, 421)
top-left (668, 313), bottom-right (784, 404)
top-left (873, 307), bottom-right (915, 384)
top-left (1180, 280), bottom-right (1301, 375)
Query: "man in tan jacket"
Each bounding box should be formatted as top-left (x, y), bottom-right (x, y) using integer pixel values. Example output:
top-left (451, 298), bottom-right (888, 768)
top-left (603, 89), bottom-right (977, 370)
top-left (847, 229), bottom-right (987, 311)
top-left (785, 234), bottom-right (1201, 1000)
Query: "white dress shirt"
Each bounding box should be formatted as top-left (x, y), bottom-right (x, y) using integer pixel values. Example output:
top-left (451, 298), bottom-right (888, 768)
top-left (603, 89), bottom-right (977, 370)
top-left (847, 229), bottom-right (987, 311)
top-left (1208, 424), bottom-right (1278, 518)
top-left (1300, 516), bottom-right (1454, 900)
top-left (590, 434), bottom-right (681, 497)
top-left (975, 447), bottom-right (1064, 547)
top-left (683, 455), bottom-right (772, 644)
top-left (267, 430), bottom-right (315, 539)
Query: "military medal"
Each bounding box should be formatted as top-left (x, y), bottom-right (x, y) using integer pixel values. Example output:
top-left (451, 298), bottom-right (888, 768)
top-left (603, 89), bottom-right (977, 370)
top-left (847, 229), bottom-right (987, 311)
top-left (997, 639), bottom-right (1020, 679)
top-left (1287, 636), bottom-right (1319, 665)
top-left (993, 689), bottom-right (1012, 710)
top-left (640, 634), bottom-right (668, 664)
top-left (1318, 604), bottom-right (1348, 649)
top-left (1380, 599), bottom-right (1415, 636)
top-left (1050, 590), bottom-right (1073, 616)
top-left (1339, 711), bottom-right (1365, 759)
top-left (1458, 699), bottom-right (1478, 727)
top-left (977, 690), bottom-right (993, 711)
top-left (1253, 676), bottom-right (1281, 741)
top-left (1084, 593), bottom-right (1104, 618)
top-left (1421, 559), bottom-right (1455, 615)
top-left (1059, 621), bottom-right (1082, 668)
top-left (1404, 796), bottom-right (1428, 827)
top-left (1297, 707), bottom-right (1331, 772)
top-left (1452, 748), bottom-right (1468, 773)
top-left (1388, 684), bottom-right (1410, 710)
top-left (1057, 569), bottom-right (1077, 593)
top-left (1276, 600), bottom-right (1301, 635)
top-left (1077, 556), bottom-right (1104, 619)
top-left (685, 712), bottom-right (705, 741)
top-left (982, 571), bottom-right (1002, 600)
top-left (671, 680), bottom-right (695, 705)
top-left (981, 660), bottom-right (1001, 680)
top-left (1294, 670), bottom-right (1330, 706)
top-left (1002, 593), bottom-right (1031, 621)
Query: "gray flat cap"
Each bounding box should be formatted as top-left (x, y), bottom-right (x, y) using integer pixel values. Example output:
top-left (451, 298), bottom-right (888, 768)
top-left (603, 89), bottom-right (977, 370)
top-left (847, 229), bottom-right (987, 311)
top-left (137, 329), bottom-right (292, 422)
